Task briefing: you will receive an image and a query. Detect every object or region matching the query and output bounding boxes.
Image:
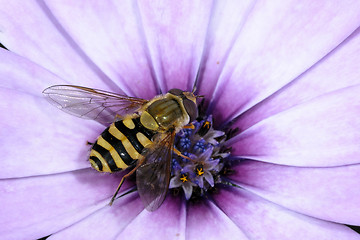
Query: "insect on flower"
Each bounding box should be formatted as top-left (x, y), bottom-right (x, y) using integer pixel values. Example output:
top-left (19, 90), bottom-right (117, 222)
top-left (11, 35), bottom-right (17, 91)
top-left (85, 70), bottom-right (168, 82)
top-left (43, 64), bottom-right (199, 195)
top-left (42, 85), bottom-right (199, 211)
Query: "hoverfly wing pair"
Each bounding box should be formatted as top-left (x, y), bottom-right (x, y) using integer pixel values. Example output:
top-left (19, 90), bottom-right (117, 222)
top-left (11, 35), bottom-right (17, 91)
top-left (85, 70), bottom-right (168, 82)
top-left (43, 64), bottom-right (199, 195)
top-left (43, 85), bottom-right (174, 211)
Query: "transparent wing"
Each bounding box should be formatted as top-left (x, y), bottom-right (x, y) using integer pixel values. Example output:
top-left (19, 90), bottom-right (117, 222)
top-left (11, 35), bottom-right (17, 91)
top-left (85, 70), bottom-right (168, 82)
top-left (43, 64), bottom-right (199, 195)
top-left (136, 132), bottom-right (175, 211)
top-left (43, 85), bottom-right (148, 126)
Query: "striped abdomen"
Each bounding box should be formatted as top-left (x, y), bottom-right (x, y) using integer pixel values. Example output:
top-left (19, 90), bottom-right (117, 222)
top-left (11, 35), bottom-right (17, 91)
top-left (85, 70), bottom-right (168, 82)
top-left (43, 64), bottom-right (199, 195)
top-left (89, 117), bottom-right (156, 173)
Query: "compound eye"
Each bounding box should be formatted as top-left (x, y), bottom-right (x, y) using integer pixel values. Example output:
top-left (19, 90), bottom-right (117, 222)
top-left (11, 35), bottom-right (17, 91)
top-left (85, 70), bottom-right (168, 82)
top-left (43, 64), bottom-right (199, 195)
top-left (183, 98), bottom-right (198, 123)
top-left (168, 88), bottom-right (183, 96)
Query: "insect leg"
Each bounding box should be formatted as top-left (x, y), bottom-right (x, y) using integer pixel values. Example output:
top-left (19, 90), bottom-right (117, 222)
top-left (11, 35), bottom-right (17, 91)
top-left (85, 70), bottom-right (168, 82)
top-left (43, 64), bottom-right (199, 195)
top-left (182, 123), bottom-right (195, 129)
top-left (172, 148), bottom-right (198, 164)
top-left (109, 157), bottom-right (145, 206)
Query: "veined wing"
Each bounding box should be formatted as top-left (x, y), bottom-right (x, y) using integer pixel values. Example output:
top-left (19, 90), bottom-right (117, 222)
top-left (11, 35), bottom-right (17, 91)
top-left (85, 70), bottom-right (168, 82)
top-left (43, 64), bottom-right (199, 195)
top-left (136, 132), bottom-right (174, 211)
top-left (43, 85), bottom-right (148, 126)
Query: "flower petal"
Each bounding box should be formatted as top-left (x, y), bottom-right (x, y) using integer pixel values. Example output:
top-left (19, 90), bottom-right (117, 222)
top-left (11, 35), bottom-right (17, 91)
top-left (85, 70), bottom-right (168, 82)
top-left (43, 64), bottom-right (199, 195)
top-left (233, 27), bottom-right (360, 132)
top-left (230, 160), bottom-right (360, 225)
top-left (49, 193), bottom-right (143, 240)
top-left (0, 169), bottom-right (132, 239)
top-left (213, 187), bottom-right (360, 239)
top-left (0, 88), bottom-right (103, 178)
top-left (44, 0), bottom-right (159, 98)
top-left (197, 176), bottom-right (204, 188)
top-left (183, 183), bottom-right (194, 200)
top-left (169, 176), bottom-right (182, 188)
top-left (204, 0), bottom-right (360, 125)
top-left (0, 48), bottom-right (64, 95)
top-left (0, 1), bottom-right (117, 92)
top-left (0, 50), bottom-right (106, 177)
top-left (229, 85), bottom-right (360, 166)
top-left (204, 172), bottom-right (214, 187)
top-left (197, 0), bottom-right (257, 99)
top-left (136, 0), bottom-right (212, 91)
top-left (186, 199), bottom-right (248, 240)
top-left (116, 195), bottom-right (186, 239)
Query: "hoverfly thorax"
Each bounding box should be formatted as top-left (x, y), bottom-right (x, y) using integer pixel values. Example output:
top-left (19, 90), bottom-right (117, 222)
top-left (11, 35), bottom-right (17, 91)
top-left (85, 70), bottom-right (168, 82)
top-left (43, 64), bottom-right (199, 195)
top-left (140, 88), bottom-right (198, 132)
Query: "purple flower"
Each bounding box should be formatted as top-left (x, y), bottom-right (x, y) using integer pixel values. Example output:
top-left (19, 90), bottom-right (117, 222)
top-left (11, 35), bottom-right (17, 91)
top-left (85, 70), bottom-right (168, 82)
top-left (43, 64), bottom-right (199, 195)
top-left (1, 1), bottom-right (360, 239)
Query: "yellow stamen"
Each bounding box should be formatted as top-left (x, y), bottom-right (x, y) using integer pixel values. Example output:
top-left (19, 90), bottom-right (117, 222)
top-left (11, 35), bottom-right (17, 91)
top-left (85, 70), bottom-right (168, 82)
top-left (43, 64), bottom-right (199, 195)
top-left (180, 174), bottom-right (188, 182)
top-left (196, 167), bottom-right (204, 176)
top-left (203, 121), bottom-right (210, 129)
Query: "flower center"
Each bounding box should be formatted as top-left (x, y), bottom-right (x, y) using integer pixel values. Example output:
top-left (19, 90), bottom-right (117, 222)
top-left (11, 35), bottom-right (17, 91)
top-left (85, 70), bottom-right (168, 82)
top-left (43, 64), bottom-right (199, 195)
top-left (169, 115), bottom-right (231, 201)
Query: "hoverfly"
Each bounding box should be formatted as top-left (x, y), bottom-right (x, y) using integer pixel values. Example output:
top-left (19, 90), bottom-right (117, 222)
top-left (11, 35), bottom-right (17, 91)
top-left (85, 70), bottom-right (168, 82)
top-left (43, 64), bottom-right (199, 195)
top-left (43, 85), bottom-right (198, 211)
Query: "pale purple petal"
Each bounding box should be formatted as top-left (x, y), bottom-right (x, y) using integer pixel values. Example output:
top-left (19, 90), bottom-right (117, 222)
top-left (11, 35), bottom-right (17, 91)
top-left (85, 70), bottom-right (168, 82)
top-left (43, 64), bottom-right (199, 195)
top-left (183, 183), bottom-right (194, 200)
top-left (201, 0), bottom-right (360, 126)
top-left (44, 0), bottom-right (159, 98)
top-left (233, 27), bottom-right (360, 132)
top-left (136, 1), bottom-right (212, 91)
top-left (203, 129), bottom-right (226, 145)
top-left (0, 169), bottom-right (133, 239)
top-left (116, 195), bottom-right (186, 239)
top-left (197, 176), bottom-right (204, 188)
top-left (195, 147), bottom-right (213, 164)
top-left (0, 89), bottom-right (104, 178)
top-left (229, 85), bottom-right (360, 166)
top-left (205, 158), bottom-right (220, 170)
top-left (49, 193), bottom-right (143, 240)
top-left (230, 160), bottom-right (360, 225)
top-left (186, 200), bottom-right (248, 240)
top-left (197, 0), bottom-right (257, 98)
top-left (0, 48), bottom-right (66, 95)
top-left (169, 176), bottom-right (182, 188)
top-left (0, 1), bottom-right (118, 92)
top-left (203, 172), bottom-right (214, 187)
top-left (0, 50), bottom-right (105, 177)
top-left (213, 187), bottom-right (360, 239)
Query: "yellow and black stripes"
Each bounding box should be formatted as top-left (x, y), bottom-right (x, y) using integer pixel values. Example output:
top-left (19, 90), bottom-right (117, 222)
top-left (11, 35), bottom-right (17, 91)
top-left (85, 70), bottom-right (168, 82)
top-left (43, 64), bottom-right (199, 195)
top-left (114, 119), bottom-right (154, 155)
top-left (89, 117), bottom-right (156, 173)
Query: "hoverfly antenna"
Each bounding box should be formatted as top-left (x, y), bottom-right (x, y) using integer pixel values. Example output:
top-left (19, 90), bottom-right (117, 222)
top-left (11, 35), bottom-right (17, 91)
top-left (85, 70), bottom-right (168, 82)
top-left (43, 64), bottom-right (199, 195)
top-left (196, 94), bottom-right (204, 99)
top-left (191, 86), bottom-right (204, 99)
